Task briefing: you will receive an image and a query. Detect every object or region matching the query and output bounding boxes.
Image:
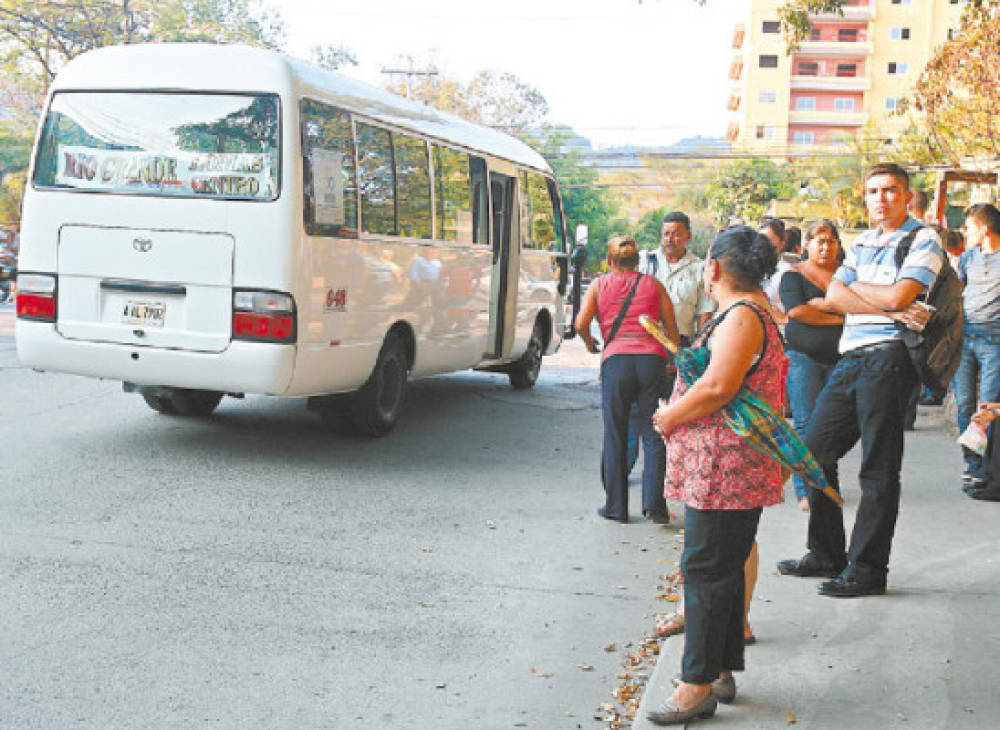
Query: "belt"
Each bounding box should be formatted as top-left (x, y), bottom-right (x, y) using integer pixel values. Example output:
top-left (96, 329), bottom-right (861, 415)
top-left (843, 340), bottom-right (906, 357)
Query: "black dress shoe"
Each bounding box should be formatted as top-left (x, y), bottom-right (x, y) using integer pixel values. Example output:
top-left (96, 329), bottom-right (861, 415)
top-left (817, 573), bottom-right (886, 598)
top-left (777, 553), bottom-right (844, 578)
top-left (597, 506), bottom-right (628, 523)
top-left (644, 509), bottom-right (670, 525)
top-left (969, 483), bottom-right (1000, 501)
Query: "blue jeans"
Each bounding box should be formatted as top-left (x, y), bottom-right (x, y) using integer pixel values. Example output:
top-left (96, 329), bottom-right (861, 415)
top-left (600, 354), bottom-right (670, 519)
top-left (786, 350), bottom-right (836, 500)
top-left (953, 326), bottom-right (1000, 478)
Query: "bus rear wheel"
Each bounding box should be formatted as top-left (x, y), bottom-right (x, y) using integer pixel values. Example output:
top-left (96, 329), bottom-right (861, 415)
top-left (142, 388), bottom-right (222, 417)
top-left (507, 322), bottom-right (544, 390)
top-left (351, 331), bottom-right (408, 437)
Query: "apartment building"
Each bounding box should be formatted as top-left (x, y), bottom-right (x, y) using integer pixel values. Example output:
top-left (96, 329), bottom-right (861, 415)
top-left (726, 0), bottom-right (966, 155)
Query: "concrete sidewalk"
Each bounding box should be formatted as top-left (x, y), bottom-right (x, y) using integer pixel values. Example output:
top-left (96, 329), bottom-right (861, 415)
top-left (635, 407), bottom-right (1000, 729)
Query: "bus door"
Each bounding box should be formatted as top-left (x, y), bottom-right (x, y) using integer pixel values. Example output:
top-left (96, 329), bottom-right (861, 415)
top-left (486, 171), bottom-right (519, 360)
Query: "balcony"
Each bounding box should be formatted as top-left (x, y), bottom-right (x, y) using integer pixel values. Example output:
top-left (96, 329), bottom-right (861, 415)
top-left (809, 1), bottom-right (875, 22)
top-left (790, 75), bottom-right (871, 92)
top-left (727, 94), bottom-right (741, 112)
top-left (795, 40), bottom-right (873, 57)
top-left (788, 110), bottom-right (868, 126)
top-left (732, 22), bottom-right (744, 50)
top-left (726, 122), bottom-right (740, 142)
top-left (729, 60), bottom-right (743, 81)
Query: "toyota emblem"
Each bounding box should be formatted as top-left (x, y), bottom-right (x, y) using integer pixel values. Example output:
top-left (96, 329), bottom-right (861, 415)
top-left (133, 237), bottom-right (153, 253)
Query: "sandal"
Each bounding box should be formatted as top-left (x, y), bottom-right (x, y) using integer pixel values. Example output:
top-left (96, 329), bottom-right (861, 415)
top-left (655, 611), bottom-right (685, 638)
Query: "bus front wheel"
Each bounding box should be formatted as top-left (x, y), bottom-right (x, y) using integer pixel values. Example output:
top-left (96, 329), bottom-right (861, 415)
top-left (351, 331), bottom-right (408, 437)
top-left (507, 322), bottom-right (544, 390)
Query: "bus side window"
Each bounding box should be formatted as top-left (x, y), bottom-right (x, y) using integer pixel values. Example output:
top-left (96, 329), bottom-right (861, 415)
top-left (356, 122), bottom-right (396, 235)
top-left (393, 133), bottom-right (432, 239)
top-left (469, 156), bottom-right (488, 245)
top-left (433, 145), bottom-right (475, 243)
top-left (524, 172), bottom-right (558, 252)
top-left (519, 171), bottom-right (532, 249)
top-left (300, 99), bottom-right (358, 238)
top-left (545, 177), bottom-right (566, 253)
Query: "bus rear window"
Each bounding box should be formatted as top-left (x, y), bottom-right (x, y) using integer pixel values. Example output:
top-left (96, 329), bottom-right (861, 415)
top-left (33, 92), bottom-right (280, 201)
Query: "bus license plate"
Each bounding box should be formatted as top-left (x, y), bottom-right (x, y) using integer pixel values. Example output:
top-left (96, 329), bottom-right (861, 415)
top-left (122, 299), bottom-right (166, 327)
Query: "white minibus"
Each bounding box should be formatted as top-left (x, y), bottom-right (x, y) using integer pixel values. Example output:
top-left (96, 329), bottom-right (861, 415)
top-left (17, 44), bottom-right (578, 435)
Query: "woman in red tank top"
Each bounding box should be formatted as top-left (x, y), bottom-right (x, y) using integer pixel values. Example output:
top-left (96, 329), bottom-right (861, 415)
top-left (575, 236), bottom-right (679, 523)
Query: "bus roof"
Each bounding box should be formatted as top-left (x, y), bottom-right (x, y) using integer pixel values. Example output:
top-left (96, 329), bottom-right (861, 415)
top-left (51, 43), bottom-right (553, 174)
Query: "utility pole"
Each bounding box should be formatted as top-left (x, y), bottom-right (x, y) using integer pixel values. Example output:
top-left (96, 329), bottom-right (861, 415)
top-left (380, 57), bottom-right (438, 99)
top-left (122, 0), bottom-right (131, 44)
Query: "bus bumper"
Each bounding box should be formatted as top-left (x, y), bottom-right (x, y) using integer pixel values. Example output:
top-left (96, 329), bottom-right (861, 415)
top-left (15, 320), bottom-right (296, 395)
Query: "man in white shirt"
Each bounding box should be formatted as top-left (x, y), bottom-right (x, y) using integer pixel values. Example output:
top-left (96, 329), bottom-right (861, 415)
top-left (639, 211), bottom-right (715, 342)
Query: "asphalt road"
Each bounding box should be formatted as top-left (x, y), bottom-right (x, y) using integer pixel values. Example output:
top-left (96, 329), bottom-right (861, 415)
top-left (0, 329), bottom-right (678, 729)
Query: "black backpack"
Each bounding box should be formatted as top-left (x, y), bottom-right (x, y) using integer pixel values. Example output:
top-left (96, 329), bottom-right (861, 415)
top-left (895, 227), bottom-right (964, 392)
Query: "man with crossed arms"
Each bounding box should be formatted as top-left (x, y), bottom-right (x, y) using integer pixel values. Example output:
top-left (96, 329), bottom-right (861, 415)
top-left (778, 162), bottom-right (944, 597)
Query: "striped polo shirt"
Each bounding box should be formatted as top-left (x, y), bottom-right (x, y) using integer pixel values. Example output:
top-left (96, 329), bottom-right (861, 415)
top-left (835, 216), bottom-right (944, 354)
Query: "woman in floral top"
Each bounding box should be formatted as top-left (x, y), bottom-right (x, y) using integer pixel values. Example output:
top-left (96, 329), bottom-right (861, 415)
top-left (647, 226), bottom-right (786, 726)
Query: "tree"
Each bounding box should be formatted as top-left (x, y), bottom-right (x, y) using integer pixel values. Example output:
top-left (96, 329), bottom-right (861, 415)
top-left (702, 158), bottom-right (797, 226)
top-left (907, 0), bottom-right (1000, 165)
top-left (776, 0), bottom-right (848, 49)
top-left (464, 71), bottom-right (549, 137)
top-left (384, 66), bottom-right (549, 138)
top-left (0, 0), bottom-right (285, 89)
top-left (534, 129), bottom-right (621, 268)
top-left (309, 43), bottom-right (357, 71)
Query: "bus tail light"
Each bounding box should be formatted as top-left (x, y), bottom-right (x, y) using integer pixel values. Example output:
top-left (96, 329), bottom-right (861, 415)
top-left (232, 289), bottom-right (296, 343)
top-left (16, 273), bottom-right (57, 322)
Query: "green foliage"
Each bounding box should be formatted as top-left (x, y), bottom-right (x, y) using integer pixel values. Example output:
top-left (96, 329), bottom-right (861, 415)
top-left (777, 1), bottom-right (848, 51)
top-left (702, 158), bottom-right (797, 226)
top-left (531, 129), bottom-right (621, 269)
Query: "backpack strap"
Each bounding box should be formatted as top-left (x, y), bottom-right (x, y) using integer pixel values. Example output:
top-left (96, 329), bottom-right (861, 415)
top-left (604, 273), bottom-right (645, 348)
top-left (893, 225), bottom-right (925, 273)
top-left (642, 249), bottom-right (658, 277)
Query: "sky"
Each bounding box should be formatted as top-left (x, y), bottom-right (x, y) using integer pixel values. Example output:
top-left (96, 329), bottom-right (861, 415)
top-left (268, 0), bottom-right (748, 149)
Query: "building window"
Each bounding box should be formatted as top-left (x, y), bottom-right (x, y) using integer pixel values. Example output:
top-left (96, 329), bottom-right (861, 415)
top-left (758, 90), bottom-right (777, 104)
top-left (888, 61), bottom-right (909, 74)
top-left (836, 63), bottom-right (857, 77)
top-left (809, 27), bottom-right (821, 41)
top-left (834, 97), bottom-right (855, 112)
top-left (885, 97), bottom-right (899, 111)
top-left (795, 97), bottom-right (817, 111)
top-left (892, 0), bottom-right (913, 5)
top-left (838, 28), bottom-right (858, 42)
top-left (762, 20), bottom-right (780, 33)
top-left (798, 61), bottom-right (819, 76)
top-left (793, 131), bottom-right (815, 146)
top-left (756, 125), bottom-right (776, 140)
top-left (759, 54), bottom-right (778, 68)
top-left (891, 27), bottom-right (911, 40)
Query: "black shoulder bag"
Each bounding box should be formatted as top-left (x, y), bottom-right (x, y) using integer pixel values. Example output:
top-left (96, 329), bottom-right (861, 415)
top-left (599, 273), bottom-right (645, 350)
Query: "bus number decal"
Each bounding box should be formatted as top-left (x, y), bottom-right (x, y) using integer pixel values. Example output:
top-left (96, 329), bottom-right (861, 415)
top-left (324, 288), bottom-right (347, 313)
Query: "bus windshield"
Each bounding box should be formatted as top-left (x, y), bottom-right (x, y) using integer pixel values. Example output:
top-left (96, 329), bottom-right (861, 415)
top-left (33, 92), bottom-right (281, 201)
